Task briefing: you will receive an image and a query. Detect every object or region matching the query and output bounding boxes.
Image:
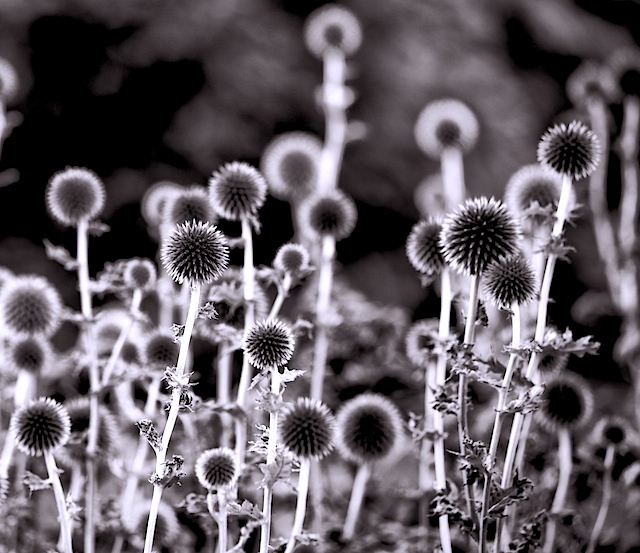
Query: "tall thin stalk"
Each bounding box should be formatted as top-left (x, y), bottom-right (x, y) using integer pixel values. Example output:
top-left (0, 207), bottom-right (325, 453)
top-left (585, 443), bottom-right (616, 553)
top-left (341, 462), bottom-right (370, 541)
top-left (284, 458), bottom-right (311, 553)
top-left (45, 451), bottom-right (73, 553)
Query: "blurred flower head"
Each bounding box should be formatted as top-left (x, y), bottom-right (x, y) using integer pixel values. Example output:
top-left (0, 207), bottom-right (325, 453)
top-left (123, 257), bottom-right (157, 292)
top-left (304, 4), bottom-right (363, 59)
top-left (537, 373), bottom-right (594, 432)
top-left (163, 185), bottom-right (217, 227)
top-left (45, 167), bottom-right (106, 227)
top-left (279, 397), bottom-right (336, 460)
top-left (141, 180), bottom-right (182, 230)
top-left (413, 174), bottom-right (446, 218)
top-left (143, 328), bottom-right (179, 369)
top-left (299, 189), bottom-right (357, 241)
top-left (10, 397), bottom-right (71, 457)
top-left (566, 60), bottom-right (620, 107)
top-left (609, 46), bottom-right (640, 97)
top-left (6, 336), bottom-right (53, 375)
top-left (273, 242), bottom-right (312, 279)
top-left (405, 318), bottom-right (440, 367)
top-left (208, 161), bottom-right (268, 221)
top-left (0, 56), bottom-right (19, 103)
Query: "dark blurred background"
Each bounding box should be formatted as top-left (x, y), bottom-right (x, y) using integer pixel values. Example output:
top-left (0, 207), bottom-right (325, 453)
top-left (0, 0), bottom-right (638, 384)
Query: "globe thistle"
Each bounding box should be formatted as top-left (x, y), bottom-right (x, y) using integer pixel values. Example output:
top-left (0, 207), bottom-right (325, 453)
top-left (482, 254), bottom-right (537, 309)
top-left (440, 196), bottom-right (520, 276)
top-left (140, 180), bottom-right (182, 229)
top-left (299, 189), bottom-right (357, 241)
top-left (143, 328), bottom-right (179, 369)
top-left (273, 243), bottom-right (311, 278)
top-left (537, 351), bottom-right (569, 379)
top-left (592, 415), bottom-right (636, 449)
top-left (208, 161), bottom-right (268, 221)
top-left (6, 336), bottom-right (53, 375)
top-left (57, 397), bottom-right (119, 467)
top-left (243, 318), bottom-right (295, 370)
top-left (163, 185), bottom-right (217, 227)
top-left (566, 61), bottom-right (620, 108)
top-left (537, 120), bottom-right (600, 181)
top-left (413, 174), bottom-right (446, 218)
top-left (120, 341), bottom-right (142, 366)
top-left (414, 99), bottom-right (480, 159)
top-left (279, 397), bottom-right (336, 460)
top-left (94, 307), bottom-right (128, 353)
top-left (303, 4), bottom-right (363, 59)
top-left (195, 447), bottom-right (237, 491)
top-left (45, 167), bottom-right (106, 227)
top-left (609, 46), bottom-right (640, 97)
top-left (123, 257), bottom-right (157, 292)
top-left (0, 274), bottom-right (63, 337)
top-left (260, 132), bottom-right (323, 201)
top-left (0, 56), bottom-right (18, 103)
top-left (335, 393), bottom-right (404, 465)
top-left (161, 220), bottom-right (230, 285)
top-left (405, 218), bottom-right (445, 279)
top-left (134, 503), bottom-right (180, 547)
top-left (10, 397), bottom-right (71, 457)
top-left (536, 373), bottom-right (594, 432)
top-left (404, 319), bottom-right (440, 367)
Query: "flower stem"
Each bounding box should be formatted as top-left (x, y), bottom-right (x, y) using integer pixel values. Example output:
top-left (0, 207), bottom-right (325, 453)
top-left (45, 451), bottom-right (73, 553)
top-left (342, 462), bottom-right (370, 542)
top-left (285, 458), bottom-right (311, 553)
top-left (585, 443), bottom-right (616, 553)
top-left (216, 341), bottom-right (233, 448)
top-left (440, 147), bottom-right (466, 209)
top-left (268, 273), bottom-right (292, 321)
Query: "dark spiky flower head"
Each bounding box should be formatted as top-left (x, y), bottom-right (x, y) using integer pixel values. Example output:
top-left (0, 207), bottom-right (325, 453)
top-left (335, 393), bottom-right (404, 465)
top-left (299, 189), bottom-right (357, 241)
top-left (609, 46), bottom-right (640, 97)
top-left (10, 397), bottom-right (71, 456)
top-left (440, 197), bottom-right (520, 276)
top-left (208, 161), bottom-right (268, 221)
top-left (0, 275), bottom-right (63, 337)
top-left (7, 336), bottom-right (53, 375)
top-left (45, 167), bottom-right (106, 227)
top-left (566, 61), bottom-right (620, 108)
top-left (195, 447), bottom-right (237, 491)
top-left (0, 56), bottom-right (18, 103)
top-left (406, 217), bottom-right (445, 280)
top-left (141, 180), bottom-right (182, 229)
top-left (161, 220), bottom-right (229, 285)
top-left (414, 98), bottom-right (480, 159)
top-left (279, 398), bottom-right (336, 460)
top-left (483, 254), bottom-right (537, 309)
top-left (261, 132), bottom-right (322, 201)
top-left (273, 243), bottom-right (312, 278)
top-left (123, 258), bottom-right (157, 292)
top-left (537, 120), bottom-right (600, 181)
top-left (243, 318), bottom-right (295, 370)
top-left (143, 328), bottom-right (179, 369)
top-left (303, 4), bottom-right (363, 59)
top-left (537, 373), bottom-right (594, 432)
top-left (405, 319), bottom-right (440, 367)
top-left (163, 185), bottom-right (217, 227)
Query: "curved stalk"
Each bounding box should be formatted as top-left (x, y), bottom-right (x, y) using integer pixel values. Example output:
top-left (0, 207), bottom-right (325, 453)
top-left (342, 462), bottom-right (371, 541)
top-left (284, 458), bottom-right (311, 553)
top-left (585, 444), bottom-right (616, 553)
top-left (268, 273), bottom-right (292, 322)
top-left (45, 451), bottom-right (73, 553)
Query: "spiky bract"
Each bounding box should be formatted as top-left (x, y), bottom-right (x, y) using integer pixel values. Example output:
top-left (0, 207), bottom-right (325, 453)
top-left (537, 373), bottom-right (594, 432)
top-left (279, 397), bottom-right (336, 460)
top-left (261, 132), bottom-right (322, 201)
top-left (566, 61), bottom-right (620, 107)
top-left (0, 275), bottom-right (63, 337)
top-left (273, 243), bottom-right (311, 278)
top-left (483, 254), bottom-right (537, 309)
top-left (208, 161), bottom-right (267, 221)
top-left (299, 189), bottom-right (357, 241)
top-left (7, 336), bottom-right (53, 375)
top-left (164, 186), bottom-right (217, 227)
top-left (195, 447), bottom-right (237, 490)
top-left (335, 393), bottom-right (404, 465)
top-left (45, 167), bottom-right (106, 227)
top-left (440, 197), bottom-right (520, 276)
top-left (303, 4), bottom-right (363, 59)
top-left (0, 56), bottom-right (18, 103)
top-left (143, 328), bottom-right (179, 369)
top-left (414, 98), bottom-right (479, 158)
top-left (141, 180), bottom-right (182, 228)
top-left (10, 397), bottom-right (71, 456)
top-left (406, 218), bottom-right (445, 279)
top-left (161, 220), bottom-right (229, 285)
top-left (405, 319), bottom-right (440, 367)
top-left (537, 120), bottom-right (600, 181)
top-left (243, 318), bottom-right (295, 370)
top-left (123, 258), bottom-right (157, 292)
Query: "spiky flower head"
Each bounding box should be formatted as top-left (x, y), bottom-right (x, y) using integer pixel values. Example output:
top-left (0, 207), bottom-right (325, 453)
top-left (414, 98), bottom-right (480, 158)
top-left (537, 120), bottom-right (600, 181)
top-left (0, 274), bottom-right (63, 337)
top-left (440, 196), bottom-right (520, 276)
top-left (303, 4), bottom-right (363, 59)
top-left (279, 398), bottom-right (336, 460)
top-left (406, 218), bottom-right (445, 280)
top-left (10, 397), bottom-right (71, 456)
top-left (273, 243), bottom-right (311, 278)
top-left (123, 258), bottom-right (157, 292)
top-left (482, 254), bottom-right (537, 309)
top-left (163, 185), bottom-right (217, 227)
top-left (141, 180), bottom-right (182, 229)
top-left (161, 220), bottom-right (229, 284)
top-left (335, 393), bottom-right (404, 465)
top-left (6, 336), bottom-right (53, 375)
top-left (0, 56), bottom-right (18, 103)
top-left (299, 189), bottom-right (357, 241)
top-left (208, 161), bottom-right (268, 221)
top-left (143, 328), bottom-right (179, 369)
top-left (261, 132), bottom-right (322, 201)
top-left (609, 46), bottom-right (640, 97)
top-left (405, 319), bottom-right (440, 367)
top-left (195, 447), bottom-right (237, 490)
top-left (537, 373), bottom-right (594, 432)
top-left (566, 61), bottom-right (620, 108)
top-left (243, 318), bottom-right (295, 370)
top-left (413, 174), bottom-right (446, 218)
top-left (45, 167), bottom-right (106, 227)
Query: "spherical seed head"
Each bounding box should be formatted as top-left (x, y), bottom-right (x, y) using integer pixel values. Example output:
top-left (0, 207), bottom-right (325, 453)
top-left (299, 189), bottom-right (357, 241)
top-left (45, 167), bottom-right (106, 227)
top-left (10, 397), bottom-right (71, 456)
top-left (141, 180), bottom-right (182, 228)
top-left (440, 197), bottom-right (520, 276)
top-left (7, 336), bottom-right (53, 375)
top-left (0, 275), bottom-right (63, 337)
top-left (566, 61), bottom-right (620, 107)
top-left (143, 328), bottom-right (179, 369)
top-left (537, 120), bottom-right (600, 181)
top-left (482, 254), bottom-right (537, 309)
top-left (335, 393), bottom-right (404, 465)
top-left (208, 161), bottom-right (268, 221)
top-left (163, 186), bottom-right (217, 227)
top-left (261, 132), bottom-right (323, 201)
top-left (0, 56), bottom-right (19, 103)
top-left (273, 243), bottom-right (311, 278)
top-left (406, 218), bottom-right (445, 279)
top-left (303, 4), bottom-right (363, 59)
top-left (279, 397), bottom-right (336, 460)
top-left (609, 46), bottom-right (640, 97)
top-left (405, 318), bottom-right (440, 367)
top-left (243, 318), bottom-right (295, 370)
top-left (537, 373), bottom-right (594, 432)
top-left (161, 220), bottom-right (230, 284)
top-left (195, 447), bottom-right (237, 490)
top-left (414, 99), bottom-right (480, 158)
top-left (123, 257), bottom-right (157, 292)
